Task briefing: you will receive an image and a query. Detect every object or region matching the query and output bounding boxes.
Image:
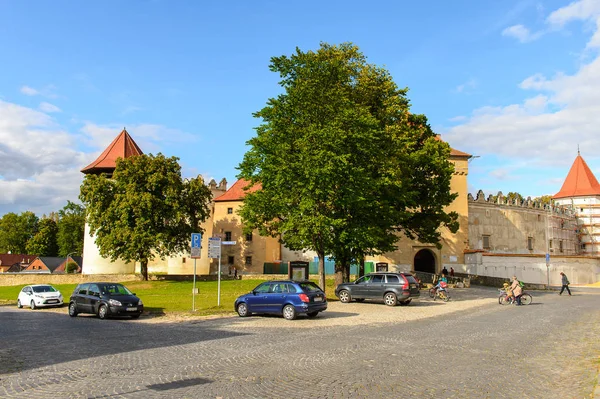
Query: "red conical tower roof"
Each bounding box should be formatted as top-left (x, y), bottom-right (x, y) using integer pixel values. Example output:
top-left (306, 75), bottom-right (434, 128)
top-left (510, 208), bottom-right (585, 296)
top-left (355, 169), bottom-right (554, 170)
top-left (81, 128), bottom-right (144, 175)
top-left (553, 153), bottom-right (600, 199)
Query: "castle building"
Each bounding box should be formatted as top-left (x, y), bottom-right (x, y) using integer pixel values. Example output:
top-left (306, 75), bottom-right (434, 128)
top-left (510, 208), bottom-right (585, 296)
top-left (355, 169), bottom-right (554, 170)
top-left (80, 129), bottom-right (471, 276)
top-left (553, 152), bottom-right (600, 256)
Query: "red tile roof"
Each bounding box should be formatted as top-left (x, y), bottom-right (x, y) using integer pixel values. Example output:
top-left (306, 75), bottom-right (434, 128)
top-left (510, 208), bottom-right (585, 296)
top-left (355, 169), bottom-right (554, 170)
top-left (81, 128), bottom-right (144, 174)
top-left (553, 154), bottom-right (600, 199)
top-left (0, 254), bottom-right (36, 266)
top-left (214, 179), bottom-right (261, 202)
top-left (435, 135), bottom-right (471, 158)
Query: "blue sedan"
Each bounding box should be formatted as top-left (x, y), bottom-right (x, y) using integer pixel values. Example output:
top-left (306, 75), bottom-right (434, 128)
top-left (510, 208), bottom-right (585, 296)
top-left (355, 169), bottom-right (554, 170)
top-left (234, 280), bottom-right (327, 320)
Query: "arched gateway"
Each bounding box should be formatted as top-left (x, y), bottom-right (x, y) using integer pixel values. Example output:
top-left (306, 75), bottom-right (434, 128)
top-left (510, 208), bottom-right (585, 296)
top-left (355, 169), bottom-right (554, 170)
top-left (413, 249), bottom-right (436, 274)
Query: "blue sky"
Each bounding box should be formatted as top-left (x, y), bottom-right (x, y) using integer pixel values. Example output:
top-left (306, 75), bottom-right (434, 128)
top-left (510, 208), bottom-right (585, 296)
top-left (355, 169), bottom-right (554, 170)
top-left (1, 0), bottom-right (599, 215)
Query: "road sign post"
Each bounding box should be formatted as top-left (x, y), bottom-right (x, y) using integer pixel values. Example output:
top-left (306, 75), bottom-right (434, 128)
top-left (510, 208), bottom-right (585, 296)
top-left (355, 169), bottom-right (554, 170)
top-left (208, 237), bottom-right (222, 306)
top-left (191, 233), bottom-right (202, 311)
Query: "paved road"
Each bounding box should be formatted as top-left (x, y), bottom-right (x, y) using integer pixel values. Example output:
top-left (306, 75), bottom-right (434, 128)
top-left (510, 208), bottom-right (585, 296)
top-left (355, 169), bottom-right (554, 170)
top-left (0, 287), bottom-right (599, 398)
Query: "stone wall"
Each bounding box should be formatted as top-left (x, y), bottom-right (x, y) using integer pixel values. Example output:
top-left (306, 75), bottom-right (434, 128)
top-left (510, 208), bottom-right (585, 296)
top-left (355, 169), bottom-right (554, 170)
top-left (0, 273), bottom-right (143, 287)
top-left (463, 252), bottom-right (600, 286)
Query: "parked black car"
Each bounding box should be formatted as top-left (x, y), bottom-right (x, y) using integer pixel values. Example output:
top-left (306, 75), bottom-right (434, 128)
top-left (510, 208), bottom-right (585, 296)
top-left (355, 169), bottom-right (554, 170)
top-left (68, 282), bottom-right (143, 319)
top-left (335, 272), bottom-right (420, 306)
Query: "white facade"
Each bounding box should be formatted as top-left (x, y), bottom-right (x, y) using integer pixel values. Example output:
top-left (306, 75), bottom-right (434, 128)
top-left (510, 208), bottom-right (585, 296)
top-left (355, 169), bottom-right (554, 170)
top-left (553, 196), bottom-right (600, 256)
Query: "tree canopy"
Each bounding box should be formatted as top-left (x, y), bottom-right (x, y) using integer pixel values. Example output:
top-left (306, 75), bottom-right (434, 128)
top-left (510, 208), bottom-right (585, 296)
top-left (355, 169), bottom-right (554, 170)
top-left (237, 42), bottom-right (458, 289)
top-left (79, 153), bottom-right (213, 280)
top-left (26, 218), bottom-right (59, 256)
top-left (0, 211), bottom-right (39, 254)
top-left (57, 201), bottom-right (86, 257)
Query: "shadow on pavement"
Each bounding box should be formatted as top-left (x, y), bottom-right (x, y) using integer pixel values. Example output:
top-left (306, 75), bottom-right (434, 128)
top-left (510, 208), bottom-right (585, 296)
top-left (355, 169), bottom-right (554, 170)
top-left (0, 307), bottom-right (250, 375)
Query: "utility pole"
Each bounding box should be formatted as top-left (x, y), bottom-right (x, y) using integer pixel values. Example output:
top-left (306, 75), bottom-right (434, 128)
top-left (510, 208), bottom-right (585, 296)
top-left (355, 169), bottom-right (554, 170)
top-left (545, 205), bottom-right (550, 289)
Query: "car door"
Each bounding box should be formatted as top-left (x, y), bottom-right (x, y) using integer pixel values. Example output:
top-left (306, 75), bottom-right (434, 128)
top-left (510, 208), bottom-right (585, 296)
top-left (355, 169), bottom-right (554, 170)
top-left (75, 284), bottom-right (90, 313)
top-left (19, 286), bottom-right (32, 306)
top-left (245, 282), bottom-right (271, 313)
top-left (366, 274), bottom-right (385, 298)
top-left (87, 284), bottom-right (101, 313)
top-left (352, 275), bottom-right (372, 298)
top-left (264, 283), bottom-right (286, 313)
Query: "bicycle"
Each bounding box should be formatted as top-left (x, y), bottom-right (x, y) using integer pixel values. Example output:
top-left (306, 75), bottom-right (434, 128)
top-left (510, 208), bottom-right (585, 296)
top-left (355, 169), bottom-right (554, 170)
top-left (434, 288), bottom-right (450, 302)
top-left (498, 289), bottom-right (532, 305)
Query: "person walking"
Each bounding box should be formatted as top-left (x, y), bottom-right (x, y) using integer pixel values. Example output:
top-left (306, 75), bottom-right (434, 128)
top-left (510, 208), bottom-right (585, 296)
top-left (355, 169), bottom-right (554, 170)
top-left (233, 267), bottom-right (238, 280)
top-left (559, 272), bottom-right (571, 296)
top-left (510, 276), bottom-right (523, 305)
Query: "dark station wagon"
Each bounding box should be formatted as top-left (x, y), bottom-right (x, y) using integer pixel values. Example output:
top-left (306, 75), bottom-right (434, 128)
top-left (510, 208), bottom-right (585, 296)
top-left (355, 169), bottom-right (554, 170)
top-left (335, 272), bottom-right (420, 306)
top-left (68, 282), bottom-right (144, 319)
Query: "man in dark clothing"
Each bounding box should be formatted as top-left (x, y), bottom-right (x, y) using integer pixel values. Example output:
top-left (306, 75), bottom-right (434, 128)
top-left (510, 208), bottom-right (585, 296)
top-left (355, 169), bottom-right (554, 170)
top-left (442, 267), bottom-right (448, 277)
top-left (559, 272), bottom-right (571, 296)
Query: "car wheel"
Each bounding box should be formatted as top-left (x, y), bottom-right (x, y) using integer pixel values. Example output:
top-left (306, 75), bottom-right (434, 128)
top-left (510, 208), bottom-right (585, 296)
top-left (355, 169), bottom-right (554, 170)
top-left (399, 299), bottom-right (412, 306)
top-left (384, 292), bottom-right (397, 306)
top-left (306, 311), bottom-right (319, 318)
top-left (282, 304), bottom-right (297, 320)
top-left (30, 300), bottom-right (36, 310)
top-left (237, 302), bottom-right (249, 317)
top-left (68, 302), bottom-right (78, 317)
top-left (17, 299), bottom-right (22, 308)
top-left (338, 290), bottom-right (351, 303)
top-left (98, 304), bottom-right (108, 320)
top-left (130, 313), bottom-right (140, 319)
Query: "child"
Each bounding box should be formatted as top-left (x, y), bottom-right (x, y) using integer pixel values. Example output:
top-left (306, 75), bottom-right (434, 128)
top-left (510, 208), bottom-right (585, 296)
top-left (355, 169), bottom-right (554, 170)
top-left (503, 282), bottom-right (514, 303)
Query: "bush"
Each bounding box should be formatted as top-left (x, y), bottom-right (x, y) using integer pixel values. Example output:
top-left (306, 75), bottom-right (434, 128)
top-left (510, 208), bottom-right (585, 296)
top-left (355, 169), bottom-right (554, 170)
top-left (65, 261), bottom-right (79, 274)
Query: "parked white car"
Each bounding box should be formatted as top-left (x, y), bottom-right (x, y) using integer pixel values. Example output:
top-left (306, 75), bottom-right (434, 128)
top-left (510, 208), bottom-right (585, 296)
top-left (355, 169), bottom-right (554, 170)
top-left (17, 285), bottom-right (64, 309)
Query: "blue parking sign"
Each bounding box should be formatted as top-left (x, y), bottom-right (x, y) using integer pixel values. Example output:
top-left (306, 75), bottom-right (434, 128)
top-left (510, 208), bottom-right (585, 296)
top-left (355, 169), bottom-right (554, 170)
top-left (191, 233), bottom-right (202, 248)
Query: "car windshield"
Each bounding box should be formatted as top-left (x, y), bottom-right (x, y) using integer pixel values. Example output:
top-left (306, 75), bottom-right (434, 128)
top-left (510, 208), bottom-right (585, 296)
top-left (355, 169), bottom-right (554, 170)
top-left (100, 284), bottom-right (133, 296)
top-left (404, 274), bottom-right (418, 284)
top-left (298, 282), bottom-right (322, 293)
top-left (32, 286), bottom-right (57, 293)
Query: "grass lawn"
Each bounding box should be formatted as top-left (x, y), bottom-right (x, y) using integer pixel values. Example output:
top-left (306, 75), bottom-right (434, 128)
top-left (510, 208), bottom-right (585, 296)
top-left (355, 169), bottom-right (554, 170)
top-left (0, 278), bottom-right (339, 317)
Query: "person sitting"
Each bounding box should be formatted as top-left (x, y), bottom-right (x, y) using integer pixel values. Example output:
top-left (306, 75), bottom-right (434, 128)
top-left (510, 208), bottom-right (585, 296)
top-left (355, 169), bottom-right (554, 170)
top-left (503, 282), bottom-right (514, 303)
top-left (510, 276), bottom-right (523, 305)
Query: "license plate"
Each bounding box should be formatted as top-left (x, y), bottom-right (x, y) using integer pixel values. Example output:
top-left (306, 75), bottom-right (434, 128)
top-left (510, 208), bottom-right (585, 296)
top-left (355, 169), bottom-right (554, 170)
top-left (410, 284), bottom-right (417, 289)
top-left (126, 307), bottom-right (138, 312)
top-left (313, 297), bottom-right (323, 302)
top-left (47, 300), bottom-right (58, 304)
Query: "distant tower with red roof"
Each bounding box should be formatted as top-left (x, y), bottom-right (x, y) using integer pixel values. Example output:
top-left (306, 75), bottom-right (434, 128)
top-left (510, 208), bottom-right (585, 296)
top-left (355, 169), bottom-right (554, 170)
top-left (553, 150), bottom-right (600, 256)
top-left (81, 128), bottom-right (144, 274)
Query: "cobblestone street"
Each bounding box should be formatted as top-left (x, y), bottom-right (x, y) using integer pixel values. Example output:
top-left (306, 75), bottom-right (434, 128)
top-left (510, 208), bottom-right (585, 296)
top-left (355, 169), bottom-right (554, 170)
top-left (1, 287), bottom-right (599, 398)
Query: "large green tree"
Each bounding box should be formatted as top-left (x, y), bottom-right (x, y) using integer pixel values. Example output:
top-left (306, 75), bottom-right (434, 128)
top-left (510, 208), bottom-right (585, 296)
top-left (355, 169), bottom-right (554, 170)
top-left (57, 201), bottom-right (86, 257)
top-left (79, 153), bottom-right (212, 280)
top-left (26, 217), bottom-right (59, 256)
top-left (0, 211), bottom-right (39, 254)
top-left (237, 43), bottom-right (458, 290)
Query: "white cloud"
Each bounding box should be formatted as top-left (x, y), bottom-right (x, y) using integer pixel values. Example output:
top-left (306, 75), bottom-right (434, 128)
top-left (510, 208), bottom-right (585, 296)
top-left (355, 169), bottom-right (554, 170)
top-left (0, 100), bottom-right (89, 215)
top-left (447, 1), bottom-right (600, 168)
top-left (546, 0), bottom-right (600, 27)
top-left (20, 86), bottom-right (39, 96)
top-left (455, 78), bottom-right (478, 93)
top-left (19, 84), bottom-right (58, 99)
top-left (502, 24), bottom-right (544, 43)
top-left (39, 102), bottom-right (62, 113)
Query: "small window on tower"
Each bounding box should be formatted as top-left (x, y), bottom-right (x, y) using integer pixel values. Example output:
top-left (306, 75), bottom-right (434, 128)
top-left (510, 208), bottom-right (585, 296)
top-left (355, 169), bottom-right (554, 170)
top-left (227, 207), bottom-right (233, 214)
top-left (245, 256), bottom-right (252, 265)
top-left (559, 241), bottom-right (564, 253)
top-left (225, 231), bottom-right (232, 241)
top-left (527, 237), bottom-right (533, 251)
top-left (245, 232), bottom-right (252, 241)
top-left (228, 256), bottom-right (234, 265)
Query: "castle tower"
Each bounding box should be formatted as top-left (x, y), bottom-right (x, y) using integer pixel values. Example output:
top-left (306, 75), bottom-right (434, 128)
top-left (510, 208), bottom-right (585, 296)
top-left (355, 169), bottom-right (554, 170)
top-left (81, 128), bottom-right (143, 274)
top-left (553, 151), bottom-right (600, 256)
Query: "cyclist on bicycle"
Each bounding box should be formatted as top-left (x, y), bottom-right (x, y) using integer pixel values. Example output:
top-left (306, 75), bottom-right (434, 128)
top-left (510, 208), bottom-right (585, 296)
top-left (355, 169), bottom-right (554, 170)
top-left (510, 276), bottom-right (523, 305)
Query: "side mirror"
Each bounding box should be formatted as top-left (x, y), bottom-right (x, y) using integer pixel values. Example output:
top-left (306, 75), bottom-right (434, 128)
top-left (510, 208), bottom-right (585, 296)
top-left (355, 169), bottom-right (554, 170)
top-left (132, 293), bottom-right (136, 296)
top-left (252, 290), bottom-right (257, 295)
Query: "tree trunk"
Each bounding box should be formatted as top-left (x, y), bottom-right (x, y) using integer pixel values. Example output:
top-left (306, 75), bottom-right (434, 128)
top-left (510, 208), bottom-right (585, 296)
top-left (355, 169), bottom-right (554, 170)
top-left (140, 259), bottom-right (148, 281)
top-left (318, 251), bottom-right (326, 294)
top-left (357, 253), bottom-right (365, 278)
top-left (343, 263), bottom-right (350, 283)
top-left (334, 263), bottom-right (344, 287)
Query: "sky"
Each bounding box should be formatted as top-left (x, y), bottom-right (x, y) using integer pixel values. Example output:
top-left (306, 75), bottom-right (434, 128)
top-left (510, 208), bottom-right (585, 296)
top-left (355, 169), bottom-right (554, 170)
top-left (1, 0), bottom-right (599, 216)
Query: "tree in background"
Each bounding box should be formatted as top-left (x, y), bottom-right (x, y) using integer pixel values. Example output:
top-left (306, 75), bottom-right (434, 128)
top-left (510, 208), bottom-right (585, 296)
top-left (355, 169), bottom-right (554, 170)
top-left (26, 218), bottom-right (59, 256)
top-left (80, 154), bottom-right (212, 280)
top-left (237, 43), bottom-right (458, 289)
top-left (535, 195), bottom-right (553, 205)
top-left (57, 201), bottom-right (86, 257)
top-left (0, 211), bottom-right (39, 254)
